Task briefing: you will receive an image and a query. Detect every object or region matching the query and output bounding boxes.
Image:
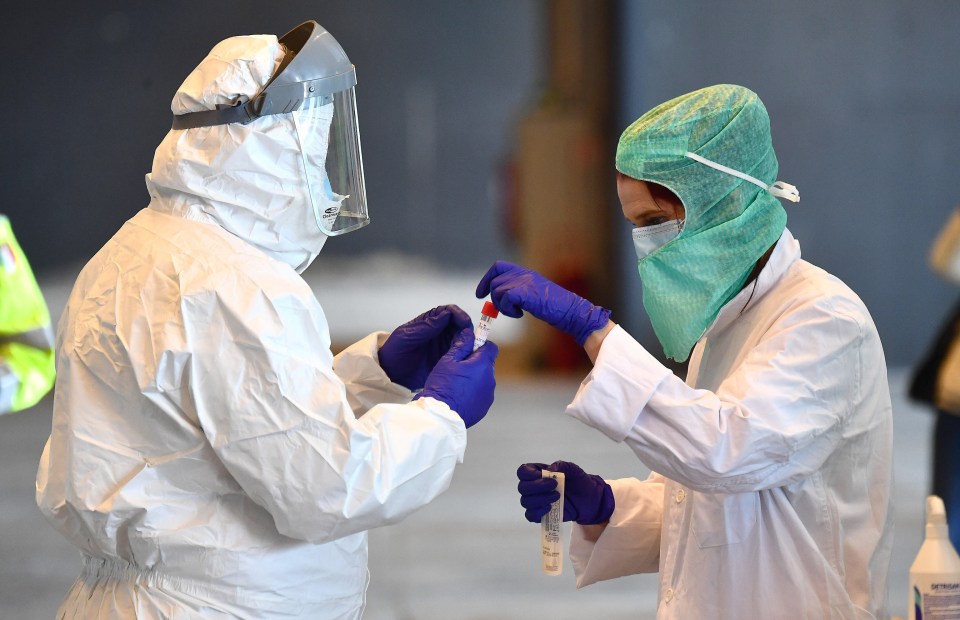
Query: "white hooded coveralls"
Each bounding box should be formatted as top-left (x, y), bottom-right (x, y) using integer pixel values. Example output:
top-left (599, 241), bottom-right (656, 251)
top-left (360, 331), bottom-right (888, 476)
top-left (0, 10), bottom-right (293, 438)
top-left (566, 230), bottom-right (894, 619)
top-left (36, 34), bottom-right (466, 619)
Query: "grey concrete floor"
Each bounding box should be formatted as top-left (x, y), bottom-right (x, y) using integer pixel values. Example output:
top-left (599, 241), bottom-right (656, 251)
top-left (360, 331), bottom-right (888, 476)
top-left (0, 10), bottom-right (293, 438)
top-left (0, 270), bottom-right (936, 619)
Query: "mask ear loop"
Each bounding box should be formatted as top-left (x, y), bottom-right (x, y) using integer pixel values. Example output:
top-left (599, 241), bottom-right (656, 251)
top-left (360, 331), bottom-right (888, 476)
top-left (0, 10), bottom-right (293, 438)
top-left (684, 152), bottom-right (800, 203)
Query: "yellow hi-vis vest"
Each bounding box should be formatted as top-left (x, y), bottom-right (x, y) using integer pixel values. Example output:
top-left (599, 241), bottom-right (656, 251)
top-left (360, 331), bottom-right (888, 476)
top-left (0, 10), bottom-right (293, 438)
top-left (0, 215), bottom-right (55, 413)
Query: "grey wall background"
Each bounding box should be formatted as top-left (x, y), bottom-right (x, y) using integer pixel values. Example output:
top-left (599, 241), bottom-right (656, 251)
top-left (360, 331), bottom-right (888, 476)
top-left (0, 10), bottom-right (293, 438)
top-left (1, 1), bottom-right (542, 272)
top-left (2, 1), bottom-right (958, 365)
top-left (616, 1), bottom-right (960, 366)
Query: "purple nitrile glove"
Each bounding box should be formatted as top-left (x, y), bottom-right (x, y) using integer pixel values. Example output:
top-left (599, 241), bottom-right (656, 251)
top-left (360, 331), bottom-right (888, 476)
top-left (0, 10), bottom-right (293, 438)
top-left (516, 461), bottom-right (614, 524)
top-left (379, 305), bottom-right (473, 391)
top-left (415, 331), bottom-right (498, 428)
top-left (476, 261), bottom-right (611, 346)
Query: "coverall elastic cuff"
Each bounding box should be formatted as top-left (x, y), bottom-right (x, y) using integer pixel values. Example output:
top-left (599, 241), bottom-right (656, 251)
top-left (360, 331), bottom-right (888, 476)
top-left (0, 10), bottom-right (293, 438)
top-left (334, 332), bottom-right (415, 415)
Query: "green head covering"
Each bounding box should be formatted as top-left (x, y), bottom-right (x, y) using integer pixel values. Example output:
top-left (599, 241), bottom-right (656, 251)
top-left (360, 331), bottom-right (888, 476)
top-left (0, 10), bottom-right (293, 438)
top-left (616, 84), bottom-right (794, 362)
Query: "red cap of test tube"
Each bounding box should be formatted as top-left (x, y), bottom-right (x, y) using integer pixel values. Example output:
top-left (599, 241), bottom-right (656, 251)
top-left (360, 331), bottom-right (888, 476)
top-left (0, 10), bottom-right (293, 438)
top-left (481, 301), bottom-right (499, 318)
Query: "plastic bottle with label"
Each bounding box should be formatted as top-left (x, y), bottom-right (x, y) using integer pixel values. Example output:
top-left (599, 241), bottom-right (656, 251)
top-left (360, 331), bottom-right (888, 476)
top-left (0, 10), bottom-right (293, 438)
top-left (909, 495), bottom-right (960, 620)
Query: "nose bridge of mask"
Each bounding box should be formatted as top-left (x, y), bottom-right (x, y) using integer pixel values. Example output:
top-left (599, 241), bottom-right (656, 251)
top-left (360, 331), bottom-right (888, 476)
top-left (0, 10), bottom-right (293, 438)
top-left (292, 102), bottom-right (345, 231)
top-left (632, 219), bottom-right (683, 261)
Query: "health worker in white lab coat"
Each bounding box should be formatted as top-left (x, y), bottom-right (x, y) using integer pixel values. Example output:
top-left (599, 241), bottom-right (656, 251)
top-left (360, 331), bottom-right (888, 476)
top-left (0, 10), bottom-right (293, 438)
top-left (479, 85), bottom-right (894, 619)
top-left (36, 20), bottom-right (498, 619)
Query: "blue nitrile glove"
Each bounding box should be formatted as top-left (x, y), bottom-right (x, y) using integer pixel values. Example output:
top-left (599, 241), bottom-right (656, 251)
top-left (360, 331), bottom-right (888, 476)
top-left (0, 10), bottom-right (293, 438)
top-left (379, 305), bottom-right (473, 391)
top-left (415, 331), bottom-right (498, 428)
top-left (517, 461), bottom-right (614, 524)
top-left (476, 261), bottom-right (611, 346)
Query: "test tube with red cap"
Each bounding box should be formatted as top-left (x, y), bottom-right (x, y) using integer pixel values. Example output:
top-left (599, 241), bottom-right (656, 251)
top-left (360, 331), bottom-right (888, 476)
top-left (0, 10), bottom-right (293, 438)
top-left (473, 301), bottom-right (499, 351)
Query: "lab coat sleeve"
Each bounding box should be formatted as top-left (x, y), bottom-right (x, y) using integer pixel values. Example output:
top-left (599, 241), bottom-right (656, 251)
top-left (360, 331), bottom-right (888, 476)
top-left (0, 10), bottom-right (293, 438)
top-left (567, 304), bottom-right (867, 492)
top-left (333, 331), bottom-right (415, 417)
top-left (569, 473), bottom-right (664, 587)
top-left (179, 280), bottom-right (467, 545)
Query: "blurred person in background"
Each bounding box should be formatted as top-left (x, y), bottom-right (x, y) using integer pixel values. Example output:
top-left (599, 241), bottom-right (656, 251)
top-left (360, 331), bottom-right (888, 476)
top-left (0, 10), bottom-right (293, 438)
top-left (479, 85), bottom-right (893, 618)
top-left (0, 214), bottom-right (55, 414)
top-left (36, 20), bottom-right (497, 619)
top-left (909, 205), bottom-right (960, 553)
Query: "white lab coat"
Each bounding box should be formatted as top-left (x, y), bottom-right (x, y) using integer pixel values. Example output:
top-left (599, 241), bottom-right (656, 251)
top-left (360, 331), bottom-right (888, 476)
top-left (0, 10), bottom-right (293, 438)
top-left (36, 34), bottom-right (467, 619)
top-left (566, 230), bottom-right (894, 619)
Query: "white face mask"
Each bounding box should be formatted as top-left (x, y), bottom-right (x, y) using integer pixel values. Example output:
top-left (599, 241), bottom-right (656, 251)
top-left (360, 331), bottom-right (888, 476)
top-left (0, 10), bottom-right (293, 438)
top-left (632, 219), bottom-right (683, 262)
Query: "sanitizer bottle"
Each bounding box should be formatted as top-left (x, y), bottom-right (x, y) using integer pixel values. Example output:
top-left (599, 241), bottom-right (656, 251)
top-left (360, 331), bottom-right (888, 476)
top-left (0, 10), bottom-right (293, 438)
top-left (909, 495), bottom-right (960, 620)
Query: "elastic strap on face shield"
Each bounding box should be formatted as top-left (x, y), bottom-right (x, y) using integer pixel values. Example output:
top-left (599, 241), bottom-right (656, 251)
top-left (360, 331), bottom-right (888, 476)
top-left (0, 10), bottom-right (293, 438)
top-left (685, 151), bottom-right (800, 203)
top-left (171, 99), bottom-right (266, 129)
top-left (171, 87), bottom-right (335, 130)
top-left (171, 43), bottom-right (299, 130)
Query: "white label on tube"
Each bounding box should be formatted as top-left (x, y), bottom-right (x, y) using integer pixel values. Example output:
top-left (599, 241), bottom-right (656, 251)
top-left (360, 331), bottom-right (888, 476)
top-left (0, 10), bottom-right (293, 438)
top-left (473, 315), bottom-right (494, 351)
top-left (541, 471), bottom-right (565, 576)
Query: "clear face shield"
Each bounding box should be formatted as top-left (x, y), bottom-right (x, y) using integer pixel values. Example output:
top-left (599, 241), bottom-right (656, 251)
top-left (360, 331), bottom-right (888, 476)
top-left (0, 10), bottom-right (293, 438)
top-left (292, 88), bottom-right (368, 235)
top-left (171, 20), bottom-right (370, 236)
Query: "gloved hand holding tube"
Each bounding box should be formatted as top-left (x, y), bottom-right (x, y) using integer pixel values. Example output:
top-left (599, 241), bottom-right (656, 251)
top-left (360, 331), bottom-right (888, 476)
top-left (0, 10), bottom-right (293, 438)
top-left (476, 261), bottom-right (611, 346)
top-left (517, 461), bottom-right (614, 524)
top-left (378, 305), bottom-right (473, 391)
top-left (415, 331), bottom-right (498, 428)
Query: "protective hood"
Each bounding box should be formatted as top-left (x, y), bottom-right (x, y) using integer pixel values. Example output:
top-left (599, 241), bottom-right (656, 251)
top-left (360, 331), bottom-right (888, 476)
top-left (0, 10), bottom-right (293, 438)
top-left (145, 34), bottom-right (329, 273)
top-left (616, 84), bottom-right (791, 361)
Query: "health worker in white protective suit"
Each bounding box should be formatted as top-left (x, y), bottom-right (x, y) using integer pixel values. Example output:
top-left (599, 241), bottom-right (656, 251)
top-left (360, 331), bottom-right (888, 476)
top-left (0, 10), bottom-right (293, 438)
top-left (479, 85), bottom-right (894, 619)
top-left (36, 20), bottom-right (498, 619)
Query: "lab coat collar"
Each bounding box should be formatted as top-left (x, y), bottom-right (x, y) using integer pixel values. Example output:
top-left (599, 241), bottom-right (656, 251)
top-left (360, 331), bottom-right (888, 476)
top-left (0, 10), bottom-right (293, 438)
top-left (701, 228), bottom-right (801, 339)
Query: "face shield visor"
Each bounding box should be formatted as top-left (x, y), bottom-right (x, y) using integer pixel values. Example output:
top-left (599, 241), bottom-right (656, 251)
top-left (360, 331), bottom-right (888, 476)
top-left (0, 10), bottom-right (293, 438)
top-left (171, 21), bottom-right (369, 236)
top-left (292, 88), bottom-right (368, 235)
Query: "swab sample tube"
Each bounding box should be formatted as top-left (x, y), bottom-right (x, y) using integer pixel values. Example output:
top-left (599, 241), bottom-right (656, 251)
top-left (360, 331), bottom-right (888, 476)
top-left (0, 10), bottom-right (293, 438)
top-left (541, 470), bottom-right (565, 576)
top-left (473, 301), bottom-right (499, 351)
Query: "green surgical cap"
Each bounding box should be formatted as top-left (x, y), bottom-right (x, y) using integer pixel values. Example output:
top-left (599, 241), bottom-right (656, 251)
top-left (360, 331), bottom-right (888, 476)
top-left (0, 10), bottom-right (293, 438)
top-left (616, 84), bottom-right (788, 361)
